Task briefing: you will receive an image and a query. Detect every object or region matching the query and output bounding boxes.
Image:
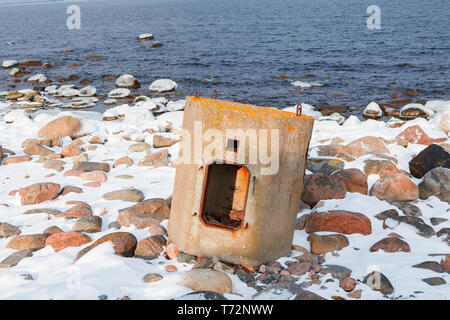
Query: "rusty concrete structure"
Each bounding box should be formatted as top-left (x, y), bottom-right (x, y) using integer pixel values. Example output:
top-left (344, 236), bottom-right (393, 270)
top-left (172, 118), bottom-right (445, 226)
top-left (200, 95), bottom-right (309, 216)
top-left (168, 96), bottom-right (314, 266)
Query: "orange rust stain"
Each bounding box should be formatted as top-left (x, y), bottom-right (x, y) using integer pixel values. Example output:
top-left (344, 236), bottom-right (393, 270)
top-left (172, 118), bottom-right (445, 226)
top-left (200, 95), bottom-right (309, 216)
top-left (227, 115), bottom-right (232, 121)
top-left (288, 125), bottom-right (295, 131)
top-left (189, 96), bottom-right (314, 121)
top-left (282, 122), bottom-right (287, 128)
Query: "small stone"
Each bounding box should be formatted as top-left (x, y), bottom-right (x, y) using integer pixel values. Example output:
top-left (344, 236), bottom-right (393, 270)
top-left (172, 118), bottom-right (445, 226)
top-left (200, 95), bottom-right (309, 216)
top-left (307, 233), bottom-right (349, 255)
top-left (387, 200), bottom-right (422, 217)
top-left (45, 232), bottom-right (91, 252)
top-left (4, 155), bottom-right (32, 165)
top-left (0, 222), bottom-right (21, 238)
top-left (331, 168), bottom-right (368, 194)
top-left (418, 167), bottom-right (450, 202)
top-left (177, 251), bottom-right (196, 264)
top-left (57, 203), bottom-right (93, 219)
top-left (72, 216), bottom-right (102, 233)
top-left (103, 189), bottom-right (145, 202)
top-left (347, 289), bottom-right (362, 299)
top-left (387, 216), bottom-right (435, 238)
top-left (80, 171), bottom-right (107, 182)
top-left (339, 277), bottom-right (357, 292)
top-left (43, 226), bottom-right (63, 236)
top-left (166, 265), bottom-right (178, 272)
top-left (0, 250), bottom-right (32, 268)
top-left (181, 269), bottom-right (232, 294)
top-left (73, 161), bottom-right (110, 172)
top-left (76, 232), bottom-right (137, 260)
top-left (412, 261), bottom-right (444, 273)
top-left (165, 243), bottom-right (180, 260)
top-left (113, 156), bottom-right (134, 168)
top-left (117, 198), bottom-right (170, 228)
top-left (320, 265), bottom-right (352, 280)
top-left (129, 143), bottom-right (150, 152)
top-left (6, 234), bottom-right (46, 251)
top-left (287, 262), bottom-right (312, 276)
top-left (60, 186), bottom-right (83, 196)
top-left (363, 271), bottom-right (394, 295)
top-left (375, 209), bottom-right (399, 220)
top-left (143, 273), bottom-right (163, 283)
top-left (305, 210), bottom-right (372, 235)
top-left (369, 237), bottom-right (411, 253)
top-left (134, 235), bottom-right (166, 260)
top-left (152, 135), bottom-right (178, 148)
top-left (422, 277), bottom-right (446, 286)
top-left (294, 290), bottom-right (327, 300)
top-left (430, 218), bottom-right (448, 226)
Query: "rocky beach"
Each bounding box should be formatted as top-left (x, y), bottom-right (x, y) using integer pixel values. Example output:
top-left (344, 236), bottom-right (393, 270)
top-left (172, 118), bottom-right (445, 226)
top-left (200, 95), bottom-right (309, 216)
top-left (0, 53), bottom-right (449, 300)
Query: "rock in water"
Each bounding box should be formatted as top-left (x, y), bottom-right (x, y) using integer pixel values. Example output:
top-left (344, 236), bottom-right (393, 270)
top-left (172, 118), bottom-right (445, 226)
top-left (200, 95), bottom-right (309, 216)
top-left (116, 74), bottom-right (140, 89)
top-left (409, 144), bottom-right (450, 178)
top-left (363, 101), bottom-right (382, 119)
top-left (418, 167), bottom-right (450, 202)
top-left (149, 79), bottom-right (177, 92)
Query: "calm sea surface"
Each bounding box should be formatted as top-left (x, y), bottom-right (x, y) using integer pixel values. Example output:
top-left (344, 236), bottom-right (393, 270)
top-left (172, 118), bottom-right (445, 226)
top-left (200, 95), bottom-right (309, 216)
top-left (0, 0), bottom-right (449, 112)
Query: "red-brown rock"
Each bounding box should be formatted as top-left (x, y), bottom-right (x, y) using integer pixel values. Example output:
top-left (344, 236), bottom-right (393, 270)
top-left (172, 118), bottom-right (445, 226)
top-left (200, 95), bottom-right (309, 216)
top-left (80, 171), bottom-right (107, 182)
top-left (18, 183), bottom-right (60, 205)
top-left (76, 232), bottom-right (137, 260)
top-left (45, 232), bottom-right (91, 252)
top-left (4, 155), bottom-right (32, 165)
top-left (56, 203), bottom-right (93, 219)
top-left (363, 160), bottom-right (399, 178)
top-left (38, 116), bottom-right (81, 139)
top-left (63, 169), bottom-right (86, 177)
top-left (369, 173), bottom-right (419, 201)
top-left (345, 136), bottom-right (389, 158)
top-left (165, 243), bottom-right (180, 260)
top-left (339, 277), bottom-right (357, 292)
top-left (307, 233), bottom-right (349, 255)
top-left (6, 234), bottom-right (46, 251)
top-left (369, 237), bottom-right (411, 253)
top-left (305, 210), bottom-right (372, 235)
top-left (61, 143), bottom-right (81, 158)
top-left (331, 168), bottom-right (368, 194)
top-left (301, 173), bottom-right (347, 207)
top-left (396, 125), bottom-right (447, 146)
top-left (113, 156), bottom-right (134, 168)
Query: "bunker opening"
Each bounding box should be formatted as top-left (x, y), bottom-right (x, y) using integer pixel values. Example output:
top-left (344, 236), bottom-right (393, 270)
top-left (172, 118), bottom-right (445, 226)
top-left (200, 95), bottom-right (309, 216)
top-left (200, 162), bottom-right (250, 229)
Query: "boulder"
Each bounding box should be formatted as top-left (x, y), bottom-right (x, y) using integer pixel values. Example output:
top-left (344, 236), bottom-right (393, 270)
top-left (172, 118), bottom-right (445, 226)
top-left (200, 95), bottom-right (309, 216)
top-left (301, 173), bottom-right (347, 207)
top-left (72, 216), bottom-right (102, 233)
top-left (45, 232), bottom-right (91, 252)
top-left (305, 210), bottom-right (372, 235)
top-left (0, 222), bottom-right (21, 238)
top-left (18, 182), bottom-right (60, 205)
top-left (115, 74), bottom-right (140, 89)
top-left (76, 232), bottom-right (137, 260)
top-left (38, 116), bottom-right (81, 139)
top-left (369, 237), bottom-right (411, 253)
top-left (134, 235), bottom-right (166, 260)
top-left (102, 189), bottom-right (145, 202)
top-left (345, 136), bottom-right (389, 158)
top-left (117, 199), bottom-right (170, 228)
top-left (369, 173), bottom-right (419, 201)
top-left (418, 167), bottom-right (450, 202)
top-left (307, 233), bottom-right (349, 255)
top-left (181, 269), bottom-right (232, 294)
top-left (363, 160), bottom-right (399, 178)
top-left (6, 234), bottom-right (46, 251)
top-left (149, 79), bottom-right (177, 92)
top-left (56, 203), bottom-right (92, 219)
top-left (396, 125), bottom-right (446, 146)
top-left (331, 168), bottom-right (367, 194)
top-left (409, 144), bottom-right (450, 178)
top-left (363, 271), bottom-right (394, 295)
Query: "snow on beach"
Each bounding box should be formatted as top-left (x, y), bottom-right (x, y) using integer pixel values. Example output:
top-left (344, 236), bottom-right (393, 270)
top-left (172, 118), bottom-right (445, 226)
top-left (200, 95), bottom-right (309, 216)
top-left (0, 74), bottom-right (449, 300)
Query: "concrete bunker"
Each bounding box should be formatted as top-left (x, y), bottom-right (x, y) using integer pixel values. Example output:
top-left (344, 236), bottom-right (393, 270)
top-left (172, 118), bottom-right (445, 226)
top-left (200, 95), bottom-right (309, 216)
top-left (168, 96), bottom-right (314, 266)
